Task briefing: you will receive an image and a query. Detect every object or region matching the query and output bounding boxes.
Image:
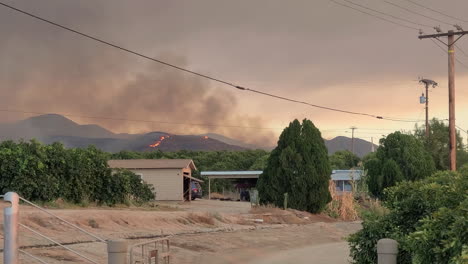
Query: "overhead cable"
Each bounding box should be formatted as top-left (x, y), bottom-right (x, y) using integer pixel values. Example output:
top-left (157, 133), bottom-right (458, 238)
top-left (383, 0), bottom-right (453, 26)
top-left (328, 0), bottom-right (419, 30)
top-left (0, 1), bottom-right (423, 123)
top-left (342, 0), bottom-right (432, 28)
top-left (403, 0), bottom-right (468, 23)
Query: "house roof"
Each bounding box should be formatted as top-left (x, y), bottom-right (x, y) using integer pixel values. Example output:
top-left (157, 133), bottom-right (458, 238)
top-left (108, 159), bottom-right (197, 170)
top-left (331, 170), bottom-right (363, 181)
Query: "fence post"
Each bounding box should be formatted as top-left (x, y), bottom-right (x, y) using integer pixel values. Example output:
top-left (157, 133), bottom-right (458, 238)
top-left (108, 240), bottom-right (128, 264)
top-left (283, 193), bottom-right (288, 210)
top-left (4, 192), bottom-right (19, 264)
top-left (377, 238), bottom-right (398, 264)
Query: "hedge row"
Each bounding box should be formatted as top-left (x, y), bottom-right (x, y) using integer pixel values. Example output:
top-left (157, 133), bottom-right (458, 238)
top-left (0, 140), bottom-right (154, 205)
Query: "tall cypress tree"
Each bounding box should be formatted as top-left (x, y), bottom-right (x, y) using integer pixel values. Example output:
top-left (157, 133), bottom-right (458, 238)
top-left (257, 119), bottom-right (331, 213)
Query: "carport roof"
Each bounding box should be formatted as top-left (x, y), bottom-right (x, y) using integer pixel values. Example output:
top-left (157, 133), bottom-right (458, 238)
top-left (331, 170), bottom-right (362, 181)
top-left (108, 159), bottom-right (197, 170)
top-left (201, 171), bottom-right (262, 179)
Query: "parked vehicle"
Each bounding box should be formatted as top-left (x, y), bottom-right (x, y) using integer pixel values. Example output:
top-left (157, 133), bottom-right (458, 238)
top-left (191, 181), bottom-right (202, 200)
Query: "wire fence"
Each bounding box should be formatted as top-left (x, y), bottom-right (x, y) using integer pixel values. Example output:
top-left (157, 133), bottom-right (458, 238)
top-left (2, 193), bottom-right (107, 264)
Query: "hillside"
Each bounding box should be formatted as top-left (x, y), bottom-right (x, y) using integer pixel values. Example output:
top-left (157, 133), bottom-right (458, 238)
top-left (0, 114), bottom-right (377, 155)
top-left (325, 136), bottom-right (378, 157)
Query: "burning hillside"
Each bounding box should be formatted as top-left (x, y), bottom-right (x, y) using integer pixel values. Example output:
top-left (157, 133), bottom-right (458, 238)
top-left (149, 135), bottom-right (171, 148)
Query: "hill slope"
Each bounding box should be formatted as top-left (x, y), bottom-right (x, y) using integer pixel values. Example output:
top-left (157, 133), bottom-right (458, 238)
top-left (0, 114), bottom-right (378, 155)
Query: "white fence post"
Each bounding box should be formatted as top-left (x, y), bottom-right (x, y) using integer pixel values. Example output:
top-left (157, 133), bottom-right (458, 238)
top-left (108, 240), bottom-right (128, 264)
top-left (4, 192), bottom-right (19, 264)
top-left (377, 238), bottom-right (398, 264)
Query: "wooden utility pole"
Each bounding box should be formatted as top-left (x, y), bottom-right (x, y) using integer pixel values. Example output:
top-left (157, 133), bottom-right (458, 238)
top-left (371, 137), bottom-right (375, 153)
top-left (419, 28), bottom-right (468, 171)
top-left (350, 126), bottom-right (357, 155)
top-left (448, 32), bottom-right (456, 170)
top-left (419, 78), bottom-right (438, 137)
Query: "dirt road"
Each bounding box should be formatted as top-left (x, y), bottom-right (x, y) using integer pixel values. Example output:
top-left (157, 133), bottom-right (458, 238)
top-left (248, 242), bottom-right (350, 264)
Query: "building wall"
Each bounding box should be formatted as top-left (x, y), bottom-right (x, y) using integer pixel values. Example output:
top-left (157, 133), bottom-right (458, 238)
top-left (128, 168), bottom-right (183, 201)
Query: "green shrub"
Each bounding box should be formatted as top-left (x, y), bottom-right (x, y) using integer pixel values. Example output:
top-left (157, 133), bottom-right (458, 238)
top-left (349, 170), bottom-right (467, 264)
top-left (0, 140), bottom-right (154, 206)
top-left (364, 132), bottom-right (435, 198)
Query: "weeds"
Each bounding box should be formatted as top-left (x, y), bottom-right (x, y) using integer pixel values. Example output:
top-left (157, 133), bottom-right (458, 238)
top-left (325, 180), bottom-right (359, 221)
top-left (87, 219), bottom-right (99, 228)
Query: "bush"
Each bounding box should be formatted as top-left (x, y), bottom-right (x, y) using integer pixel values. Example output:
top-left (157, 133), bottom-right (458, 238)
top-left (364, 132), bottom-right (435, 199)
top-left (348, 170), bottom-right (467, 264)
top-left (0, 140), bottom-right (155, 206)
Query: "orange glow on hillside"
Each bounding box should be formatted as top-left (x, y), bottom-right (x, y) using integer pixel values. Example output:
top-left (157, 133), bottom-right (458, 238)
top-left (149, 135), bottom-right (170, 148)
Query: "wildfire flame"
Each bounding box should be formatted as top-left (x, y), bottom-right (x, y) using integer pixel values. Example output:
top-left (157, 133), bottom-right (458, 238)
top-left (203, 136), bottom-right (209, 139)
top-left (149, 135), bottom-right (170, 148)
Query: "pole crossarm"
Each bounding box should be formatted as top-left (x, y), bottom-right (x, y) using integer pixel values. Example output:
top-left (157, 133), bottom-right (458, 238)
top-left (419, 30), bottom-right (468, 39)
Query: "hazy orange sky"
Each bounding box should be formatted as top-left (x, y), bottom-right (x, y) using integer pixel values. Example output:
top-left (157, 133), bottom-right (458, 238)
top-left (0, 0), bottom-right (467, 146)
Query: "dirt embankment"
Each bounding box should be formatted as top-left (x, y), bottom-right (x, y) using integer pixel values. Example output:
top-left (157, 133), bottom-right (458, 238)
top-left (0, 200), bottom-right (358, 264)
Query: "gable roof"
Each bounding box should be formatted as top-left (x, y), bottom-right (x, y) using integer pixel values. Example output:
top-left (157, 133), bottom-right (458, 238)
top-left (108, 159), bottom-right (197, 170)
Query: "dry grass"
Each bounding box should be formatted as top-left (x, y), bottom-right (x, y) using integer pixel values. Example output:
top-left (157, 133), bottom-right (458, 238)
top-left (249, 204), bottom-right (285, 215)
top-left (358, 197), bottom-right (389, 217)
top-left (209, 192), bottom-right (225, 199)
top-left (87, 218), bottom-right (99, 228)
top-left (249, 205), bottom-right (323, 225)
top-left (326, 180), bottom-right (359, 221)
top-left (186, 213), bottom-right (216, 226)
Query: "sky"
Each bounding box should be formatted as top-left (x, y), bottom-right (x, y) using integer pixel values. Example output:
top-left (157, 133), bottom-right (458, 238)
top-left (0, 0), bottom-right (467, 146)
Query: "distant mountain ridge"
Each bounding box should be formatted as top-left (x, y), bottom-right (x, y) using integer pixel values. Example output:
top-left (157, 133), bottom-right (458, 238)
top-left (0, 114), bottom-right (377, 155)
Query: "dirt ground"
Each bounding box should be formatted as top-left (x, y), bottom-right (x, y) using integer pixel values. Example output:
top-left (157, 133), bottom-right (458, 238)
top-left (0, 199), bottom-right (361, 263)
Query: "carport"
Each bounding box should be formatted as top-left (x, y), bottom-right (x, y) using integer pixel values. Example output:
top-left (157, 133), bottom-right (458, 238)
top-left (200, 171), bottom-right (262, 199)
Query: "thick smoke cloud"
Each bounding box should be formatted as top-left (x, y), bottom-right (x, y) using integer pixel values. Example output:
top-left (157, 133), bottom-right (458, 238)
top-left (0, 1), bottom-right (274, 145)
top-left (2, 0), bottom-right (468, 145)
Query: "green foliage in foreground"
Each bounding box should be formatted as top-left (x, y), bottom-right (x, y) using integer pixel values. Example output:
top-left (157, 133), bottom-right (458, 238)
top-left (348, 168), bottom-right (468, 264)
top-left (0, 140), bottom-right (154, 205)
top-left (257, 119), bottom-right (331, 213)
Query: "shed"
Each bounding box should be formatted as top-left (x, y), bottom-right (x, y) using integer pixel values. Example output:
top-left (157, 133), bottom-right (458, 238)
top-left (108, 159), bottom-right (202, 201)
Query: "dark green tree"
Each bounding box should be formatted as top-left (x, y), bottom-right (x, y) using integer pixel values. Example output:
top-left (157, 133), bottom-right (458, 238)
top-left (329, 150), bottom-right (361, 170)
top-left (414, 118), bottom-right (468, 170)
top-left (380, 159), bottom-right (403, 191)
top-left (364, 132), bottom-right (435, 198)
top-left (365, 158), bottom-right (382, 197)
top-left (257, 119), bottom-right (331, 213)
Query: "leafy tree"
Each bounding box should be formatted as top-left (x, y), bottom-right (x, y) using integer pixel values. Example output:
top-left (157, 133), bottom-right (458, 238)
top-left (249, 154), bottom-right (269, 170)
top-left (329, 150), bottom-right (360, 170)
top-left (414, 118), bottom-right (468, 170)
top-left (257, 119), bottom-right (331, 213)
top-left (364, 132), bottom-right (435, 198)
top-left (380, 159), bottom-right (403, 192)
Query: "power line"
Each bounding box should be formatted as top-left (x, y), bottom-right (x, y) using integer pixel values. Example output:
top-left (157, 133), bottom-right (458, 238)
top-left (430, 39), bottom-right (468, 69)
top-left (328, 0), bottom-right (419, 30)
top-left (0, 1), bottom-right (422, 123)
top-left (402, 0), bottom-right (468, 23)
top-left (341, 0), bottom-right (432, 28)
top-left (455, 125), bottom-right (467, 134)
top-left (455, 44), bottom-right (468, 57)
top-left (383, 0), bottom-right (453, 26)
